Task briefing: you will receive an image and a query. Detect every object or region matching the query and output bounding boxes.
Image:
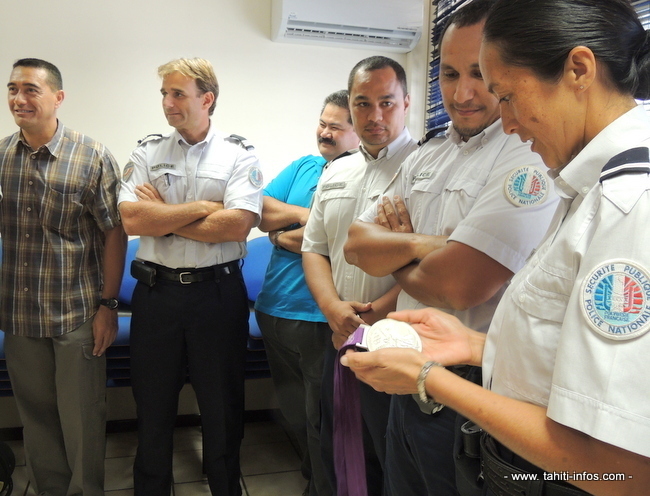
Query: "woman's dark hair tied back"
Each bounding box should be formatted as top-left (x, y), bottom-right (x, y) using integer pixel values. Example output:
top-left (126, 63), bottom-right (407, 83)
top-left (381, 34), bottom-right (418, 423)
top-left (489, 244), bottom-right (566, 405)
top-left (484, 0), bottom-right (650, 100)
top-left (633, 29), bottom-right (650, 100)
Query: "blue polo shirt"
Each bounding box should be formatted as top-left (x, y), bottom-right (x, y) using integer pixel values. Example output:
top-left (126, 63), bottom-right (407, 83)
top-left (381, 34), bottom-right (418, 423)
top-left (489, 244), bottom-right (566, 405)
top-left (255, 155), bottom-right (327, 322)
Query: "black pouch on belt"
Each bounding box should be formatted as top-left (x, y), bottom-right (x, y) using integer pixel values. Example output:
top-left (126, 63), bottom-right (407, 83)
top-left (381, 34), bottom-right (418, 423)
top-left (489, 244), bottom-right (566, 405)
top-left (453, 365), bottom-right (485, 496)
top-left (131, 260), bottom-right (156, 287)
top-left (455, 420), bottom-right (484, 496)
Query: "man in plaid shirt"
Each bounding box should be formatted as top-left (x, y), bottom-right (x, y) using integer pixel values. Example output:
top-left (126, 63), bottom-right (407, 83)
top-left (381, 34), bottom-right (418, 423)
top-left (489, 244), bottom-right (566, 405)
top-left (0, 58), bottom-right (126, 496)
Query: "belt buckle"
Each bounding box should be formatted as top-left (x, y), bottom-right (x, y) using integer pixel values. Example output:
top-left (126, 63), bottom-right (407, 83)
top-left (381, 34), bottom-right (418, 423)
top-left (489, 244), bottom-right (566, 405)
top-left (178, 271), bottom-right (193, 284)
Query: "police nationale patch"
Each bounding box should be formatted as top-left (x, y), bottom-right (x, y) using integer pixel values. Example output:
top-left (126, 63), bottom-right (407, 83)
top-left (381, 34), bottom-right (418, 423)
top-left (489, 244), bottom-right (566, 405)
top-left (504, 165), bottom-right (549, 207)
top-left (248, 166), bottom-right (263, 188)
top-left (122, 162), bottom-right (134, 182)
top-left (581, 260), bottom-right (650, 340)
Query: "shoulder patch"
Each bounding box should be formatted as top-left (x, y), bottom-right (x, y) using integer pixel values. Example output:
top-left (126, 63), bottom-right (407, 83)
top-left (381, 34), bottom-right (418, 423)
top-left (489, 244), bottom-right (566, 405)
top-left (600, 147), bottom-right (650, 183)
top-left (504, 165), bottom-right (549, 207)
top-left (137, 133), bottom-right (163, 146)
top-left (248, 166), bottom-right (263, 188)
top-left (227, 134), bottom-right (255, 151)
top-left (581, 260), bottom-right (650, 340)
top-left (122, 162), bottom-right (135, 182)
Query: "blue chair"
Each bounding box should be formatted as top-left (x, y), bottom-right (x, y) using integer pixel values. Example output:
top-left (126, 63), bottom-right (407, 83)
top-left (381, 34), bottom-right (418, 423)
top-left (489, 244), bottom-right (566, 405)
top-left (106, 237), bottom-right (140, 387)
top-left (242, 236), bottom-right (273, 378)
top-left (242, 235), bottom-right (273, 303)
top-left (118, 237), bottom-right (140, 308)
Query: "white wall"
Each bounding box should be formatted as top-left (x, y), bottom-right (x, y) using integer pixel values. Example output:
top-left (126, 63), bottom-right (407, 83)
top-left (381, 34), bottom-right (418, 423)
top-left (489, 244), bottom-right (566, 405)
top-left (0, 0), bottom-right (429, 184)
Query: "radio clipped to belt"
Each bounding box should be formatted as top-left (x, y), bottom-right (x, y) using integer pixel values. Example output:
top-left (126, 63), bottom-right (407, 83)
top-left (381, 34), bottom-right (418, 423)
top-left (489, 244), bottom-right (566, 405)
top-left (131, 260), bottom-right (157, 287)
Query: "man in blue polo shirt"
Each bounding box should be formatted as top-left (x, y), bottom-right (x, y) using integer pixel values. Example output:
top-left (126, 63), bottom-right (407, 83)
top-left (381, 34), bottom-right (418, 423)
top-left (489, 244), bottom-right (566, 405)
top-left (255, 90), bottom-right (359, 496)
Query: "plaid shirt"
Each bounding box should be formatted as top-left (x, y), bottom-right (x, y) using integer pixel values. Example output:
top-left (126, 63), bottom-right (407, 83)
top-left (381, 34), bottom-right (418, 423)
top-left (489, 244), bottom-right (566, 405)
top-left (0, 122), bottom-right (122, 338)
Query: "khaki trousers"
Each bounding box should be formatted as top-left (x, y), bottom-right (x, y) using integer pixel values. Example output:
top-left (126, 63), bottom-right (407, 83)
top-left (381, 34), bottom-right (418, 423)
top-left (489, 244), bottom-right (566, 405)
top-left (4, 317), bottom-right (107, 496)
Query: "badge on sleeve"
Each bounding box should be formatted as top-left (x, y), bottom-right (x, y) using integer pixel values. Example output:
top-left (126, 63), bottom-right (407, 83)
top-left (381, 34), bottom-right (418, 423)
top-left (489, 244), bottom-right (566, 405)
top-left (504, 165), bottom-right (549, 207)
top-left (581, 260), bottom-right (650, 340)
top-left (248, 166), bottom-right (263, 188)
top-left (122, 162), bottom-right (135, 182)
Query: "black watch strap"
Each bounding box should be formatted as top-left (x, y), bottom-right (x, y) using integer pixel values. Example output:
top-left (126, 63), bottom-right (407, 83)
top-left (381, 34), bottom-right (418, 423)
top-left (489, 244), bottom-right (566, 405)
top-left (99, 298), bottom-right (119, 310)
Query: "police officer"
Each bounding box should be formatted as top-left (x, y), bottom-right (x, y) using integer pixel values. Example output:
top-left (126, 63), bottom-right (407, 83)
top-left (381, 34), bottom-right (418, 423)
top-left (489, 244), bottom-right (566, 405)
top-left (302, 56), bottom-right (418, 495)
top-left (118, 58), bottom-right (263, 496)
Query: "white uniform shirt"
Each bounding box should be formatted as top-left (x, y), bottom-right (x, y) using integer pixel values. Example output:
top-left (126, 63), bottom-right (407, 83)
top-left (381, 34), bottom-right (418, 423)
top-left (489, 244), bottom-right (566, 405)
top-left (302, 127), bottom-right (417, 303)
top-left (118, 125), bottom-right (263, 268)
top-left (358, 119), bottom-right (558, 333)
top-left (483, 105), bottom-right (650, 458)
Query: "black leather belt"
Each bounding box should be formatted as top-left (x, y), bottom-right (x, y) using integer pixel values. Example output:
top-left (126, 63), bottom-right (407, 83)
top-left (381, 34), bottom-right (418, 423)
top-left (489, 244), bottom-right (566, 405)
top-left (481, 434), bottom-right (591, 496)
top-left (146, 260), bottom-right (240, 284)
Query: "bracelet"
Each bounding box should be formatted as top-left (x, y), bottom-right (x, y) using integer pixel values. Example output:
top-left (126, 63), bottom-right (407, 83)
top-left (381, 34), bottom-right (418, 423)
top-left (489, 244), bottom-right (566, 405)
top-left (417, 361), bottom-right (444, 413)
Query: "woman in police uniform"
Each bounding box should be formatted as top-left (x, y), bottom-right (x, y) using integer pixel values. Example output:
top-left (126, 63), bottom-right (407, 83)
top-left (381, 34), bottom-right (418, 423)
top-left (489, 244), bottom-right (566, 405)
top-left (341, 1), bottom-right (650, 495)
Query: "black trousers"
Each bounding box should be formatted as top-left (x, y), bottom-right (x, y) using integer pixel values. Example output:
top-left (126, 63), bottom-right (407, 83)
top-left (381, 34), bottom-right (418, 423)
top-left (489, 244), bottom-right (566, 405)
top-left (129, 269), bottom-right (249, 496)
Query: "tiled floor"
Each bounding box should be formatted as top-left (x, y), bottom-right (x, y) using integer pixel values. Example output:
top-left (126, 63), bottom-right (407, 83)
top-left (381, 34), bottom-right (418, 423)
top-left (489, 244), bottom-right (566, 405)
top-left (4, 419), bottom-right (308, 496)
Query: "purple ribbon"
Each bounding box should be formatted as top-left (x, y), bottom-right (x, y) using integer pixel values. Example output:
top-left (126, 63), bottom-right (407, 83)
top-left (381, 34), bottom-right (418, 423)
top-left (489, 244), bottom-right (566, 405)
top-left (333, 326), bottom-right (367, 496)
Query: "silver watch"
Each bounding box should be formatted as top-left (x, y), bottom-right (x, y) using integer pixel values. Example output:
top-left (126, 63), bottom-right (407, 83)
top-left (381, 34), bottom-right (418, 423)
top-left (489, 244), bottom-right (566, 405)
top-left (417, 361), bottom-right (444, 413)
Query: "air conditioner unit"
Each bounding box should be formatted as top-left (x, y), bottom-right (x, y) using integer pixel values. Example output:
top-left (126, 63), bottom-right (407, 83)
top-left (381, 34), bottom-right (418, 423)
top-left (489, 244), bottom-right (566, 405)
top-left (271, 0), bottom-right (423, 53)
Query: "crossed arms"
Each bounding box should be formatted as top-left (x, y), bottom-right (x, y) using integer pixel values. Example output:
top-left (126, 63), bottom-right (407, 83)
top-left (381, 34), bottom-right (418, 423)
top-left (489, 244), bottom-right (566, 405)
top-left (119, 183), bottom-right (256, 243)
top-left (344, 195), bottom-right (513, 310)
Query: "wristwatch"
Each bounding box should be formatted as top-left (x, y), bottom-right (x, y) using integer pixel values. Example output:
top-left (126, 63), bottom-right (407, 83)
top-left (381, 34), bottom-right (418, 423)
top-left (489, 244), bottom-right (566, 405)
top-left (417, 361), bottom-right (444, 413)
top-left (99, 298), bottom-right (119, 310)
top-left (271, 230), bottom-right (285, 246)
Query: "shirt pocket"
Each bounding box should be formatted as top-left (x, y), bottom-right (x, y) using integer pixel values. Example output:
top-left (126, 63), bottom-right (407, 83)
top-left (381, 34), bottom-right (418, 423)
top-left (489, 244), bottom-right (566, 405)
top-left (514, 259), bottom-right (572, 323)
top-left (438, 179), bottom-right (482, 232)
top-left (37, 186), bottom-right (84, 234)
top-left (149, 167), bottom-right (186, 204)
top-left (196, 167), bottom-right (229, 202)
top-left (32, 170), bottom-right (85, 234)
top-left (408, 181), bottom-right (442, 235)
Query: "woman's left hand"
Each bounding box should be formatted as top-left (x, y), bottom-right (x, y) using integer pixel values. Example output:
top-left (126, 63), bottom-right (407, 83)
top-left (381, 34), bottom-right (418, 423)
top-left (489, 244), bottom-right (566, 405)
top-left (340, 348), bottom-right (428, 394)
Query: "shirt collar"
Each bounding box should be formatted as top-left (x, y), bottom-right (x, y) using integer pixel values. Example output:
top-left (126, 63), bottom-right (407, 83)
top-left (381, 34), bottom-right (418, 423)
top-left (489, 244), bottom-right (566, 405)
top-left (554, 105), bottom-right (650, 199)
top-left (16, 120), bottom-right (65, 157)
top-left (446, 118), bottom-right (503, 150)
top-left (174, 120), bottom-right (217, 147)
top-left (359, 127), bottom-right (413, 162)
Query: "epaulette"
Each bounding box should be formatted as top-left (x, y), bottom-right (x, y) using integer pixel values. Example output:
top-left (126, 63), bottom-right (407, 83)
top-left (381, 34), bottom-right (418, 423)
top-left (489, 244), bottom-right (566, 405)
top-left (599, 147), bottom-right (650, 183)
top-left (226, 134), bottom-right (255, 151)
top-left (137, 133), bottom-right (163, 145)
top-left (329, 148), bottom-right (358, 164)
top-left (418, 126), bottom-right (448, 146)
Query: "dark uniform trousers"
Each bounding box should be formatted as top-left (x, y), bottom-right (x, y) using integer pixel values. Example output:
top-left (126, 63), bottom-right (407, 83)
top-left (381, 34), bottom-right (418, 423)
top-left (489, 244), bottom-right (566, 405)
top-left (130, 267), bottom-right (249, 496)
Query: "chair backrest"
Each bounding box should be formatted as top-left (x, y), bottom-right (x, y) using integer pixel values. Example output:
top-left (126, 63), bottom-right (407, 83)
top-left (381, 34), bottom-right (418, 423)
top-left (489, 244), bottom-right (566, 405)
top-left (241, 235), bottom-right (273, 302)
top-left (118, 237), bottom-right (140, 305)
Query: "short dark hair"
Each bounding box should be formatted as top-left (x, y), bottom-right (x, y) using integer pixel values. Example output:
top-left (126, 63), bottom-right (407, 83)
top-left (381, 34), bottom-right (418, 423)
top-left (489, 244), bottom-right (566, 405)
top-left (13, 58), bottom-right (62, 91)
top-left (347, 56), bottom-right (408, 98)
top-left (439, 0), bottom-right (495, 44)
top-left (321, 90), bottom-right (352, 124)
top-left (484, 0), bottom-right (650, 100)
